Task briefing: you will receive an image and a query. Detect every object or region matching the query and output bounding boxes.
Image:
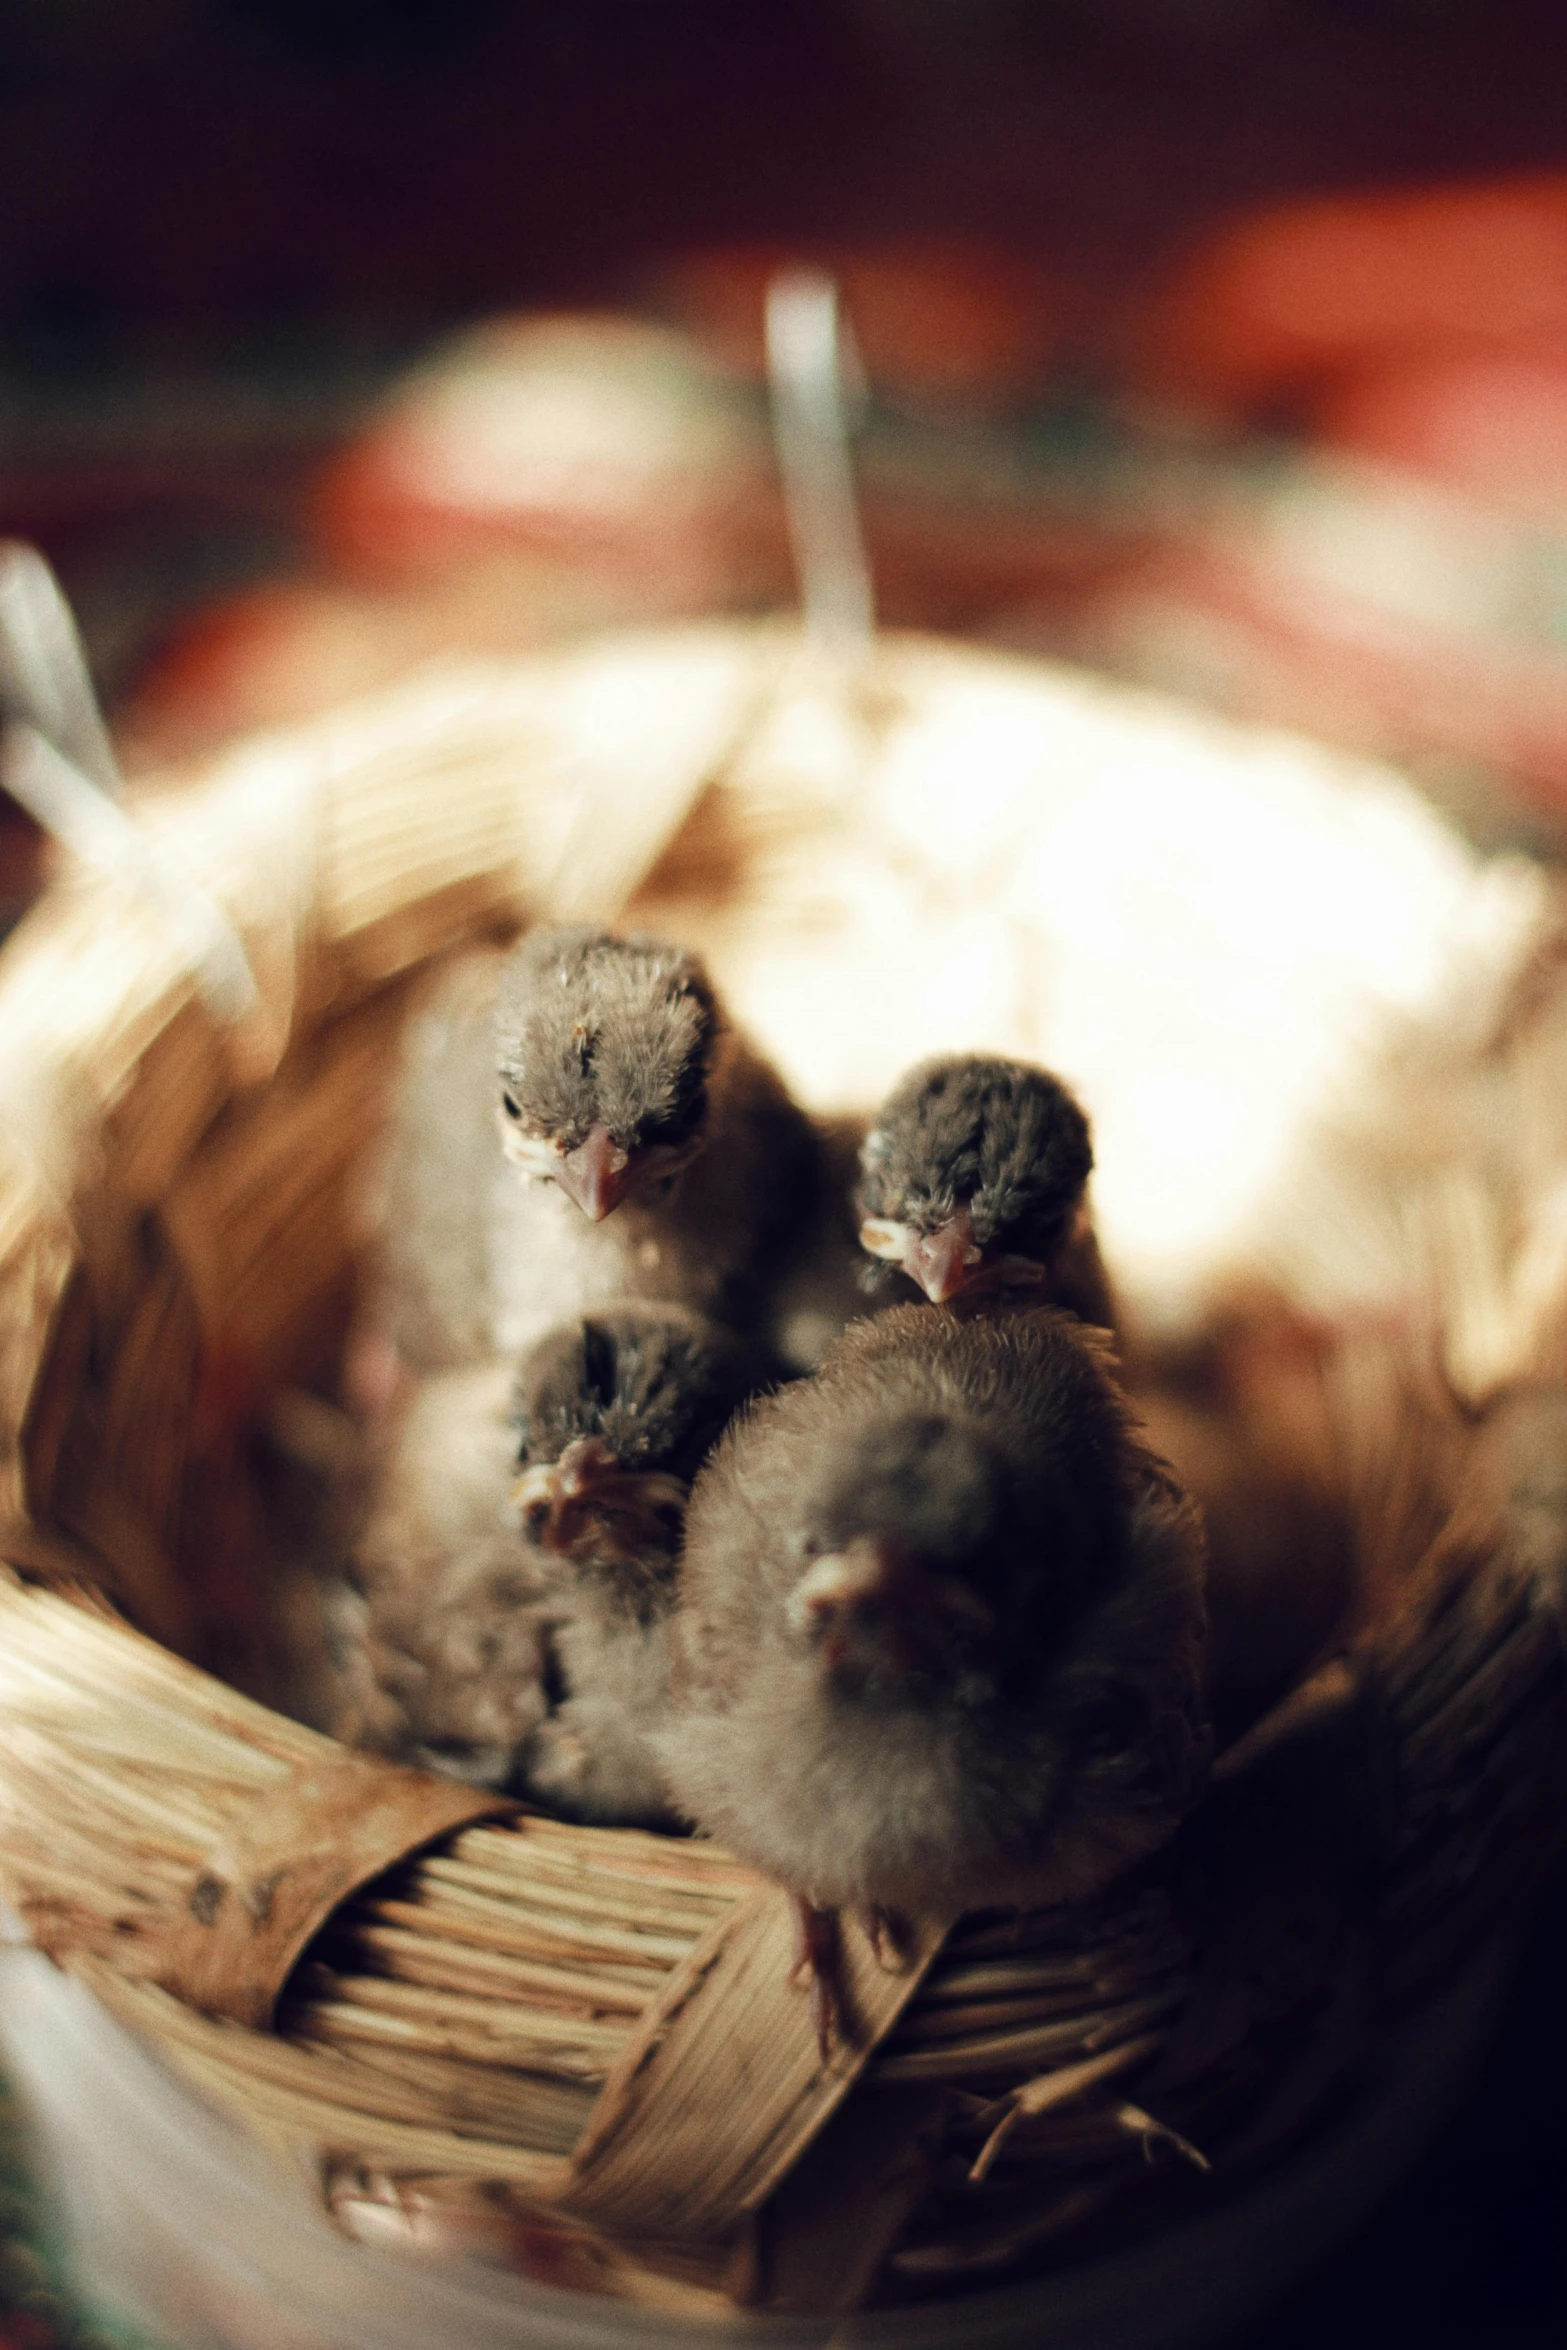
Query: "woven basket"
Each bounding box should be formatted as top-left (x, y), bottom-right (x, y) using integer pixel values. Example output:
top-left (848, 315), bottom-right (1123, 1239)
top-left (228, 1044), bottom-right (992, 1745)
top-left (0, 621), bottom-right (1565, 2333)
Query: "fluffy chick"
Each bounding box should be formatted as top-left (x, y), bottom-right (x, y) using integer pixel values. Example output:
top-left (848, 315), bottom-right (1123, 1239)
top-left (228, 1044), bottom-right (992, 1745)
top-left (324, 1305), bottom-right (765, 1815)
top-left (659, 1304), bottom-right (1208, 2042)
top-left (323, 1361), bottom-right (553, 1788)
top-left (513, 1304), bottom-right (771, 1828)
top-left (857, 1055), bottom-right (1113, 1323)
top-left (369, 926), bottom-right (817, 1376)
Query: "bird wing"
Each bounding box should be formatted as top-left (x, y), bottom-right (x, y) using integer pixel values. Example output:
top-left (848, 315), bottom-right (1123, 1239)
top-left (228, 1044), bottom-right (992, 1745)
top-left (672, 1379), bottom-right (843, 1714)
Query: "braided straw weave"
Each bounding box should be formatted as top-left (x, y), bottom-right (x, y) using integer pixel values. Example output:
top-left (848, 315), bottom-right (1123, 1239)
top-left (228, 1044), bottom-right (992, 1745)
top-left (0, 622), bottom-right (1564, 2318)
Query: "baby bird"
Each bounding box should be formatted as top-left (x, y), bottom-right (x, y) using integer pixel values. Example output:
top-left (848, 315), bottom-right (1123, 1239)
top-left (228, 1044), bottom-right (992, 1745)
top-left (658, 1304), bottom-right (1209, 2047)
top-left (369, 925), bottom-right (816, 1376)
top-left (323, 1360), bottom-right (554, 1788)
top-left (511, 1304), bottom-right (771, 1829)
top-left (324, 1306), bottom-right (767, 1817)
top-left (856, 1055), bottom-right (1113, 1325)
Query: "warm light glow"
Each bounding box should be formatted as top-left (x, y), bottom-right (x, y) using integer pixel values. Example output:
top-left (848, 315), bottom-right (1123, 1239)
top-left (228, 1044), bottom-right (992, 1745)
top-left (637, 637), bottom-right (1548, 1327)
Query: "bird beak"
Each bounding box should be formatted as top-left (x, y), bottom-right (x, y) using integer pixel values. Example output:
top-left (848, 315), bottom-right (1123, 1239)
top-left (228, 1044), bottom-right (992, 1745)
top-left (556, 1435), bottom-right (621, 1503)
top-left (787, 1539), bottom-right (893, 1635)
top-left (513, 1437), bottom-right (688, 1557)
top-left (552, 1124), bottom-right (635, 1222)
top-left (513, 1436), bottom-right (620, 1553)
top-left (787, 1536), bottom-right (994, 1671)
top-left (904, 1210), bottom-right (985, 1304)
top-left (512, 1459), bottom-right (563, 1527)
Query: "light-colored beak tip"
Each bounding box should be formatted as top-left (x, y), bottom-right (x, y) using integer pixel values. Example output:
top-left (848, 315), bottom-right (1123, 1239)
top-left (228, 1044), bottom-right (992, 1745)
top-left (513, 1450), bottom-right (618, 1555)
top-left (556, 1436), bottom-right (621, 1499)
top-left (554, 1123), bottom-right (634, 1222)
top-left (511, 1464), bottom-right (560, 1517)
top-left (786, 1543), bottom-right (891, 1635)
top-left (905, 1216), bottom-right (983, 1305)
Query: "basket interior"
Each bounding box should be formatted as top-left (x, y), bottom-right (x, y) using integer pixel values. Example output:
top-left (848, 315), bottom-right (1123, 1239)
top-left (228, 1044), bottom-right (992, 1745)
top-left (1, 625), bottom-right (1565, 2316)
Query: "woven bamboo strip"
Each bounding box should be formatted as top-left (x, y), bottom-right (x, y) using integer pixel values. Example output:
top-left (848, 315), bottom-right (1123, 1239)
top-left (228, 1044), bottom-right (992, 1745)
top-left (564, 1888), bottom-right (949, 2239)
top-left (91, 1964), bottom-right (588, 2155)
top-left (921, 1953), bottom-right (1174, 2003)
top-left (357, 1897), bottom-right (667, 1988)
top-left (756, 2080), bottom-right (959, 2314)
top-left (316, 723), bottom-right (548, 964)
top-left (0, 1547), bottom-right (305, 1707)
top-left (343, 1908), bottom-right (677, 1981)
top-left (524, 631), bottom-right (787, 923)
top-left (467, 1813), bottom-right (745, 1868)
top-left (0, 1573), bottom-right (513, 2020)
top-left (384, 1875), bottom-right (702, 1965)
top-left (0, 1848), bottom-right (176, 1920)
top-left (413, 1856), bottom-right (711, 1953)
top-left (394, 1875), bottom-right (731, 1950)
top-left (895, 1992), bottom-right (1155, 2046)
top-left (333, 1924), bottom-right (657, 2015)
top-left (453, 1821), bottom-right (752, 1897)
top-left (132, 2046), bottom-right (576, 2188)
top-left (439, 1824), bottom-right (749, 1898)
top-left (245, 1785), bottom-right (1212, 2227)
top-left (290, 2006), bottom-right (614, 2103)
top-left (304, 1970), bottom-right (646, 2048)
top-left (0, 886), bottom-right (233, 1205)
top-left (0, 1204), bottom-right (77, 1530)
top-left (1397, 1624), bottom-right (1557, 1782)
top-left (876, 1991), bottom-right (1186, 2085)
top-left (0, 1645), bottom-right (299, 1773)
top-left (159, 993), bottom-right (406, 1375)
top-left (89, 1263), bottom-right (196, 1541)
top-left (297, 2043), bottom-right (596, 2151)
top-left (0, 1739), bottom-right (235, 1852)
top-left (285, 1865), bottom-right (1198, 2152)
top-left (291, 1986), bottom-right (627, 2081)
top-left (1380, 1559), bottom-right (1535, 1712)
top-left (943, 1904), bottom-right (1184, 1963)
top-left (301, 635), bottom-right (777, 978)
top-left (0, 1669), bottom-right (287, 1789)
top-left (94, 998), bottom-right (239, 1209)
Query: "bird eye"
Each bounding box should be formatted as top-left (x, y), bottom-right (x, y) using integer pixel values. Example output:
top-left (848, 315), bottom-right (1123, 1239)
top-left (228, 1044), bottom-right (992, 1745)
top-left (501, 1091), bottom-right (522, 1121)
top-left (522, 1499), bottom-right (550, 1539)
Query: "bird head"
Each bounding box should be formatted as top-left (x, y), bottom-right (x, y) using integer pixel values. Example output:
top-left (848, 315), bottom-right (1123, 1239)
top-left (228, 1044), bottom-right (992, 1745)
top-left (493, 927), bottom-right (720, 1222)
top-left (512, 1307), bottom-right (761, 1588)
top-left (857, 1056), bottom-right (1093, 1304)
top-left (783, 1412), bottom-right (1020, 1695)
top-left (513, 1434), bottom-right (689, 1569)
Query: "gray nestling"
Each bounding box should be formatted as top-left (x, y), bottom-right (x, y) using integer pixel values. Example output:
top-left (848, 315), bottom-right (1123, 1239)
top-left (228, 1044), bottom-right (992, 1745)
top-left (512, 1303), bottom-right (774, 1829)
top-left (657, 1303), bottom-right (1208, 2048)
top-left (857, 1054), bottom-right (1113, 1323)
top-left (367, 925), bottom-right (818, 1374)
top-left (322, 1361), bottom-right (554, 1789)
top-left (493, 927), bottom-right (719, 1219)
